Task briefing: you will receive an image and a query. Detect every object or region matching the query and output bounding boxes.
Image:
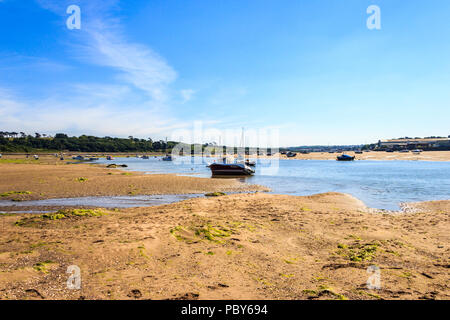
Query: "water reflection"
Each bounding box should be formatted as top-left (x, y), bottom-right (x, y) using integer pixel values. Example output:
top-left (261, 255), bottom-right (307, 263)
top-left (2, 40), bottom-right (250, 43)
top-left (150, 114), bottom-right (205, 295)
top-left (94, 157), bottom-right (450, 210)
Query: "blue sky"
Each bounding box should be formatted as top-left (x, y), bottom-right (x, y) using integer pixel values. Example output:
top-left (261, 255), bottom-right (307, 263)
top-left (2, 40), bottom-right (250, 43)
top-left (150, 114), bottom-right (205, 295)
top-left (1, 0), bottom-right (450, 146)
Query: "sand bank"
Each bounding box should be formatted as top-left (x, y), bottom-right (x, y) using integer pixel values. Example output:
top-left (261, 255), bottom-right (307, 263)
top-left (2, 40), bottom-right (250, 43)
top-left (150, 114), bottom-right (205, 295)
top-left (0, 161), bottom-right (267, 201)
top-left (261, 151), bottom-right (450, 161)
top-left (3, 150), bottom-right (450, 163)
top-left (0, 192), bottom-right (448, 300)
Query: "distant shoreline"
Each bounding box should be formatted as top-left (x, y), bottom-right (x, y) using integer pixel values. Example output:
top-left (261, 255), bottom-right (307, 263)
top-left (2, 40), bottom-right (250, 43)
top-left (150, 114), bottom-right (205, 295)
top-left (2, 150), bottom-right (450, 162)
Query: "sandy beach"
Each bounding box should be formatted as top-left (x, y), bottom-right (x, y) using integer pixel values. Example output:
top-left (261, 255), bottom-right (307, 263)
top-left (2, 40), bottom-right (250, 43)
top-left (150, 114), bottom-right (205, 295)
top-left (0, 157), bottom-right (449, 300)
top-left (2, 150), bottom-right (450, 162)
top-left (0, 192), bottom-right (448, 300)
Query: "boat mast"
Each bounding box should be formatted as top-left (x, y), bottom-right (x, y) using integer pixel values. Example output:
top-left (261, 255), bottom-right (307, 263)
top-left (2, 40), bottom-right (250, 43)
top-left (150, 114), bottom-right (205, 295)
top-left (236, 127), bottom-right (245, 162)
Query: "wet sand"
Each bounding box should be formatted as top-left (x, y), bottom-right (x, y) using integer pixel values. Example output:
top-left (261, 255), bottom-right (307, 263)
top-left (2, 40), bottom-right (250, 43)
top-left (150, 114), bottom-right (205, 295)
top-left (0, 160), bottom-right (267, 201)
top-left (0, 192), bottom-right (448, 300)
top-left (0, 157), bottom-right (448, 300)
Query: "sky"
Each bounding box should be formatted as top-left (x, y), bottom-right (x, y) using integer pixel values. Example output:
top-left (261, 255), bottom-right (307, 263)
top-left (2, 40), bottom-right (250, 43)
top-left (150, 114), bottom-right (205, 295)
top-left (1, 0), bottom-right (450, 147)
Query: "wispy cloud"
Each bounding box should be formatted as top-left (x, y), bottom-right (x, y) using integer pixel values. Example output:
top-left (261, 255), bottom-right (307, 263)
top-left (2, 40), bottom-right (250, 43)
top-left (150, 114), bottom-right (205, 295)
top-left (0, 1), bottom-right (228, 141)
top-left (0, 0), bottom-right (195, 139)
top-left (0, 89), bottom-right (25, 119)
top-left (0, 0), bottom-right (186, 138)
top-left (0, 85), bottom-right (189, 137)
top-left (0, 53), bottom-right (72, 73)
top-left (180, 89), bottom-right (195, 103)
top-left (87, 30), bottom-right (177, 102)
top-left (37, 0), bottom-right (177, 103)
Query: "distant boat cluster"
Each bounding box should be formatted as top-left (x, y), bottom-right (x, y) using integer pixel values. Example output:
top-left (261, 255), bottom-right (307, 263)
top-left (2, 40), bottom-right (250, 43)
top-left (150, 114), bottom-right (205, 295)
top-left (65, 145), bottom-right (428, 178)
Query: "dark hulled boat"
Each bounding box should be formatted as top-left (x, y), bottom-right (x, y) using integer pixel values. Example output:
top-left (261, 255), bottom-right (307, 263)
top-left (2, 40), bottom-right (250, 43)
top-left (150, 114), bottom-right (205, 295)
top-left (286, 151), bottom-right (297, 158)
top-left (208, 163), bottom-right (255, 176)
top-left (337, 154), bottom-right (355, 161)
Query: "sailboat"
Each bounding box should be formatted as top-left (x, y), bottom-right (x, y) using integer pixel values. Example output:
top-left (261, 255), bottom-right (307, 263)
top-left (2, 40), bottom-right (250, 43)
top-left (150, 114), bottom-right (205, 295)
top-left (208, 129), bottom-right (255, 176)
top-left (337, 154), bottom-right (355, 161)
top-left (208, 157), bottom-right (255, 176)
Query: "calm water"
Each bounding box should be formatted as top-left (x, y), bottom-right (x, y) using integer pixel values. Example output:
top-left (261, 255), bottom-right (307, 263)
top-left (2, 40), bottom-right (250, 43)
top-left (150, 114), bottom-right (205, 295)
top-left (0, 194), bottom-right (203, 213)
top-left (94, 156), bottom-right (450, 210)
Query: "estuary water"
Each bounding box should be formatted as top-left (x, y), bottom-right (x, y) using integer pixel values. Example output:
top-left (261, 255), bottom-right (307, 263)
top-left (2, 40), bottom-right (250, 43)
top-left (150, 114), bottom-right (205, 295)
top-left (93, 156), bottom-right (450, 210)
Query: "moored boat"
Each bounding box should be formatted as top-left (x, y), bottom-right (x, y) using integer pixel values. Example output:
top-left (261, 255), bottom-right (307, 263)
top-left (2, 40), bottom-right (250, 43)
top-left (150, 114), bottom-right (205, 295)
top-left (286, 151), bottom-right (297, 158)
top-left (208, 163), bottom-right (255, 176)
top-left (337, 154), bottom-right (355, 161)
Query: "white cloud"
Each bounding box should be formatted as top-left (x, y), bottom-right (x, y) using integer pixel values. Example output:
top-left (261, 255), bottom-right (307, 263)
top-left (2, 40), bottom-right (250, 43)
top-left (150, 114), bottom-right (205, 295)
top-left (86, 30), bottom-right (177, 102)
top-left (0, 89), bottom-right (25, 119)
top-left (36, 0), bottom-right (177, 103)
top-left (0, 54), bottom-right (72, 73)
top-left (0, 0), bottom-right (185, 139)
top-left (180, 89), bottom-right (195, 103)
top-left (0, 86), bottom-right (190, 138)
top-left (0, 1), bottom-right (226, 141)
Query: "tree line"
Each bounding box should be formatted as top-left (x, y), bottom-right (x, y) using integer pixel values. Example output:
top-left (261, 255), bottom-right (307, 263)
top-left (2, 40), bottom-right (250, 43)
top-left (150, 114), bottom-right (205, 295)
top-left (0, 132), bottom-right (177, 153)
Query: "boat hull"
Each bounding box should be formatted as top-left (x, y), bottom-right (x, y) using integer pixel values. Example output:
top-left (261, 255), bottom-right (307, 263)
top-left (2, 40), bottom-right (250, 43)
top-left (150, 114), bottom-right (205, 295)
top-left (337, 155), bottom-right (355, 161)
top-left (209, 163), bottom-right (254, 176)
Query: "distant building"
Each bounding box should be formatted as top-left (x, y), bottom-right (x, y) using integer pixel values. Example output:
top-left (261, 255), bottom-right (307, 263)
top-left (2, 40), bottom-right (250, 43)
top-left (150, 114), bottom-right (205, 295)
top-left (378, 138), bottom-right (450, 150)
